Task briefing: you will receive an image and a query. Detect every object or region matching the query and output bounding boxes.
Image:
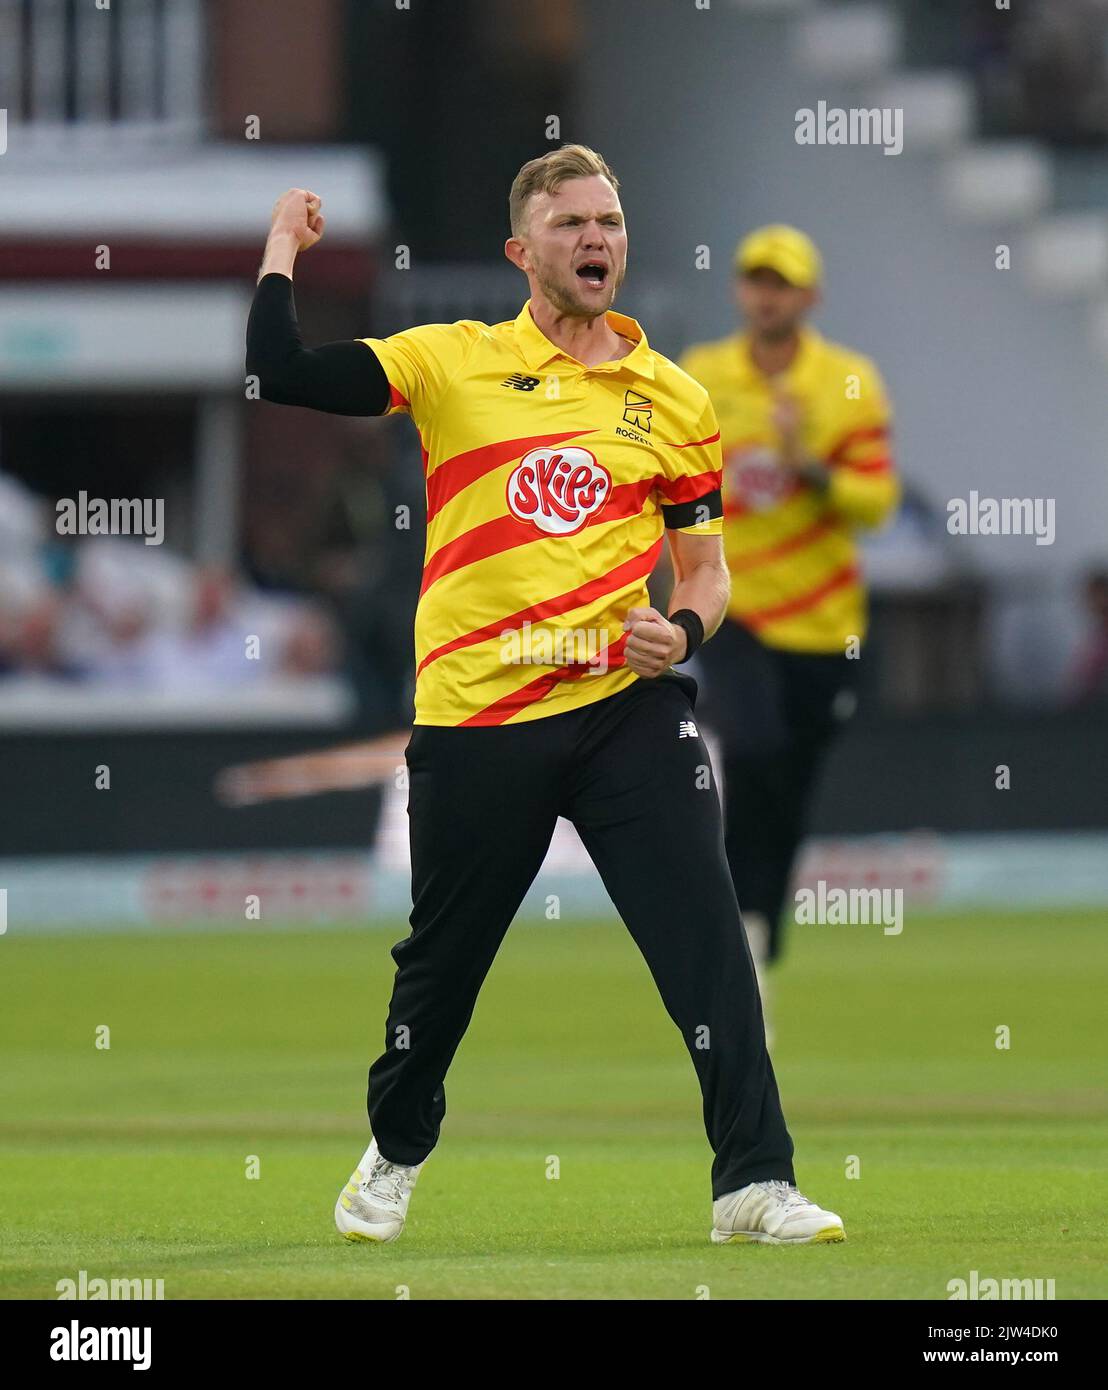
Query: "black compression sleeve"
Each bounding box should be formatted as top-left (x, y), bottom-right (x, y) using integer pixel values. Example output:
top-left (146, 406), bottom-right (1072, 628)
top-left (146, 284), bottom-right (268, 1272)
top-left (245, 272), bottom-right (390, 416)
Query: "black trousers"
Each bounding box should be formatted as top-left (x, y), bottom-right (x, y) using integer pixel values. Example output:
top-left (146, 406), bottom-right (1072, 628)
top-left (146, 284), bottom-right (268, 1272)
top-left (696, 618), bottom-right (856, 962)
top-left (367, 671), bottom-right (795, 1200)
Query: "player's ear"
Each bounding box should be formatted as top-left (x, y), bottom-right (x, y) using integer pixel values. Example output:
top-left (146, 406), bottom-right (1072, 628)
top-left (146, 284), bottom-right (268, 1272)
top-left (504, 237), bottom-right (527, 272)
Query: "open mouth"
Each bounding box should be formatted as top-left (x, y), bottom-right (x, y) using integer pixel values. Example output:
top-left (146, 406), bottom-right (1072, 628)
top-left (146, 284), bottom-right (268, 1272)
top-left (576, 261), bottom-right (608, 288)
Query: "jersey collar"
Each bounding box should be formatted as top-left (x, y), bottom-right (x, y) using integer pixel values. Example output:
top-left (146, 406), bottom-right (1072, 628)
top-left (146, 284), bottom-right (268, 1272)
top-left (514, 300), bottom-right (656, 380)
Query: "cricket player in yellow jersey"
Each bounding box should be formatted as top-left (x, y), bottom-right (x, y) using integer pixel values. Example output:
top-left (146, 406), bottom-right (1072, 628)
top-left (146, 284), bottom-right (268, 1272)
top-left (247, 152), bottom-right (845, 1247)
top-left (679, 226), bottom-right (899, 1026)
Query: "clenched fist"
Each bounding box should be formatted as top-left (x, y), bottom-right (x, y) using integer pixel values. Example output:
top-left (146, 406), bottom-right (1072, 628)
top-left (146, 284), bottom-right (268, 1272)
top-left (269, 188), bottom-right (326, 252)
top-left (622, 606), bottom-right (685, 677)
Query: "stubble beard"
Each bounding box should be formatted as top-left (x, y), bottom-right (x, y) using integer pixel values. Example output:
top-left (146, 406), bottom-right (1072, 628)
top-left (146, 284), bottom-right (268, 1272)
top-left (753, 314), bottom-right (804, 345)
top-left (531, 254), bottom-right (625, 322)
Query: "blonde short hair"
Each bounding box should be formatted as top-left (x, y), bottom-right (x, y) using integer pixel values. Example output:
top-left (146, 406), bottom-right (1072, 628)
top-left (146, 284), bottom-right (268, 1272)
top-left (508, 144), bottom-right (620, 237)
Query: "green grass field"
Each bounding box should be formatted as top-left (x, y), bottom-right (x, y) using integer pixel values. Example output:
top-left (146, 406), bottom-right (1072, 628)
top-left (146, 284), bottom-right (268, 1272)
top-left (1, 910), bottom-right (1104, 1300)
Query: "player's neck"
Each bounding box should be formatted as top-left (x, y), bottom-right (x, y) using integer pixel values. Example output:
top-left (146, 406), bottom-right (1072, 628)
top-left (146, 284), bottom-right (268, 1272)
top-left (528, 297), bottom-right (629, 367)
top-left (748, 330), bottom-right (802, 377)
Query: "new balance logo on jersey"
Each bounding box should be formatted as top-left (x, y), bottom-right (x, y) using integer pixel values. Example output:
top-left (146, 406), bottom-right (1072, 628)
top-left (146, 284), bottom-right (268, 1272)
top-left (678, 719), bottom-right (699, 739)
top-left (502, 373), bottom-right (540, 392)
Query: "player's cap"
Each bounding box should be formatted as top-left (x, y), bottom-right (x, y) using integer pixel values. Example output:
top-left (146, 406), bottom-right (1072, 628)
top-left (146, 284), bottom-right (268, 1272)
top-left (734, 225), bottom-right (823, 288)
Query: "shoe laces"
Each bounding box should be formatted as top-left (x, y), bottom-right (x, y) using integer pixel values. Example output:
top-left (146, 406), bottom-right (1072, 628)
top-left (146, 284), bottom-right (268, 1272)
top-left (364, 1158), bottom-right (411, 1206)
top-left (762, 1179), bottom-right (811, 1211)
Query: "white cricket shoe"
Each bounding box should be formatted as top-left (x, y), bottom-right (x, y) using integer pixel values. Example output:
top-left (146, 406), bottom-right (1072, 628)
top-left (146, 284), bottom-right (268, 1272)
top-left (335, 1137), bottom-right (423, 1243)
top-left (711, 1180), bottom-right (845, 1245)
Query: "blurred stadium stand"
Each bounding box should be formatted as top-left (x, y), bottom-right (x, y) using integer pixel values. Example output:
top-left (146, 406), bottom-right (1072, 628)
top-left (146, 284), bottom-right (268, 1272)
top-left (2, 0), bottom-right (1107, 925)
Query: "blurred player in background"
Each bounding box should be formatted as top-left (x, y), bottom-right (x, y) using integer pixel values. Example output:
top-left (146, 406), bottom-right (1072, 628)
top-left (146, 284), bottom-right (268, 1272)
top-left (680, 227), bottom-right (899, 1040)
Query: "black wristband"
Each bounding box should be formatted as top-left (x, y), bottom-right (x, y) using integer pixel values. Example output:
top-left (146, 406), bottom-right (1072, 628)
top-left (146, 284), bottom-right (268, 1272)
top-left (669, 609), bottom-right (704, 664)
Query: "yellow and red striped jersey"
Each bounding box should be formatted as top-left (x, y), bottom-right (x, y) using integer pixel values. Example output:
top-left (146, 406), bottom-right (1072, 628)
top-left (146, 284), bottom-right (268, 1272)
top-left (678, 327), bottom-right (898, 652)
top-left (360, 300), bottom-right (723, 726)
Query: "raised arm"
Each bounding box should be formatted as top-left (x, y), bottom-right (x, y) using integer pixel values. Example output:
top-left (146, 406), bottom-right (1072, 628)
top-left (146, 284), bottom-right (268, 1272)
top-left (245, 188), bottom-right (390, 416)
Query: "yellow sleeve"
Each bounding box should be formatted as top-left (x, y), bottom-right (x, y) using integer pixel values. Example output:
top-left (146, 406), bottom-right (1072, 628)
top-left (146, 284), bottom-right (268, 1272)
top-left (659, 393), bottom-right (724, 536)
top-left (358, 321), bottom-right (480, 429)
top-left (823, 360), bottom-right (899, 530)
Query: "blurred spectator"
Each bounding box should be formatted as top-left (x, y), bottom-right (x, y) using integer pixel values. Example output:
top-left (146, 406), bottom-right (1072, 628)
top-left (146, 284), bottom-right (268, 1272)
top-left (240, 416), bottom-right (423, 730)
top-left (278, 605), bottom-right (341, 678)
top-left (0, 594), bottom-right (85, 680)
top-left (0, 468), bottom-right (344, 696)
top-left (305, 420), bottom-right (423, 729)
top-left (1011, 0), bottom-right (1108, 145)
top-left (1067, 569), bottom-right (1108, 705)
top-left (80, 565), bottom-right (341, 693)
top-left (85, 566), bottom-right (249, 691)
top-left (905, 0), bottom-right (1108, 145)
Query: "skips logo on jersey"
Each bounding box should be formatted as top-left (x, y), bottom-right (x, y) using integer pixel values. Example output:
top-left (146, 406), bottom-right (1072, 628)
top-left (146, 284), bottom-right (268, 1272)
top-left (506, 446), bottom-right (612, 536)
